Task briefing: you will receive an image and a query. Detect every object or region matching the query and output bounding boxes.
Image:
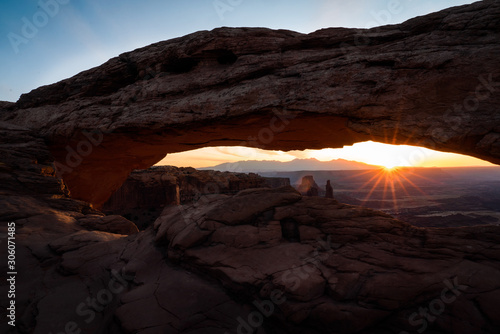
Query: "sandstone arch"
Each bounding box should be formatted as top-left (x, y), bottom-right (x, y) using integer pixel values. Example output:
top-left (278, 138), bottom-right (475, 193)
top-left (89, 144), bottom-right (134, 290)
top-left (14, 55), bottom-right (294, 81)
top-left (1, 1), bottom-right (499, 207)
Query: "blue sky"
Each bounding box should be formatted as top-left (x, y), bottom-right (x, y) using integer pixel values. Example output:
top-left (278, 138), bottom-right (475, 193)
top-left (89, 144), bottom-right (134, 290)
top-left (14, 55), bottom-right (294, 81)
top-left (0, 0), bottom-right (476, 102)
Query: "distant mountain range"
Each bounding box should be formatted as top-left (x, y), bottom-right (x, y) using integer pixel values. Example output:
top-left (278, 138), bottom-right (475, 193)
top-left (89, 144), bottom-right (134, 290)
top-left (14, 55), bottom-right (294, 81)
top-left (199, 158), bottom-right (381, 173)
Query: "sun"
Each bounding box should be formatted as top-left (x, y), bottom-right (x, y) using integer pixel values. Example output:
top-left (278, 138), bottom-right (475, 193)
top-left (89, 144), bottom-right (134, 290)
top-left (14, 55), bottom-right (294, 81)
top-left (382, 163), bottom-right (399, 171)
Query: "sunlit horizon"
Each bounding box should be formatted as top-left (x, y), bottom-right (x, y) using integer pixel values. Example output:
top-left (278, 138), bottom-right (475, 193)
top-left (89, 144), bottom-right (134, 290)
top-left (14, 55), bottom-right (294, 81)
top-left (2, 2), bottom-right (490, 170)
top-left (356, 166), bottom-right (432, 212)
top-left (156, 141), bottom-right (496, 169)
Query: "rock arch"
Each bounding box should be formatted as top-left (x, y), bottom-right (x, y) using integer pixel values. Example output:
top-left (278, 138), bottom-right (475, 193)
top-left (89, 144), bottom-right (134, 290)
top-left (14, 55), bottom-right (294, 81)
top-left (1, 1), bottom-right (499, 207)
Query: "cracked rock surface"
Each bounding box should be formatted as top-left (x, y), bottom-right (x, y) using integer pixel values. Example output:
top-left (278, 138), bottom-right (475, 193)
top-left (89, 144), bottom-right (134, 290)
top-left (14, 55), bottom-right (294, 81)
top-left (154, 187), bottom-right (500, 333)
top-left (102, 166), bottom-right (289, 229)
top-left (1, 2), bottom-right (500, 333)
top-left (1, 122), bottom-right (500, 333)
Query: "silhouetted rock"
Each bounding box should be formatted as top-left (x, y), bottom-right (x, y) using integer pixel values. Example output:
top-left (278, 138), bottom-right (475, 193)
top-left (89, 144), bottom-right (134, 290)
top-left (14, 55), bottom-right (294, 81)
top-left (102, 166), bottom-right (290, 229)
top-left (1, 2), bottom-right (500, 333)
top-left (1, 1), bottom-right (499, 207)
top-left (325, 179), bottom-right (334, 198)
top-left (154, 187), bottom-right (500, 333)
top-left (297, 175), bottom-right (320, 196)
top-left (77, 214), bottom-right (139, 235)
top-left (2, 122), bottom-right (500, 333)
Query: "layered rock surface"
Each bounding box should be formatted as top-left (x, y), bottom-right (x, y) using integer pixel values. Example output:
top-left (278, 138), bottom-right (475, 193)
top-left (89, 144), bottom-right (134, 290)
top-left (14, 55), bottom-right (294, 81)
top-left (1, 121), bottom-right (500, 333)
top-left (1, 1), bottom-right (499, 206)
top-left (297, 175), bottom-right (321, 196)
top-left (0, 124), bottom-right (138, 333)
top-left (1, 2), bottom-right (500, 334)
top-left (102, 166), bottom-right (289, 229)
top-left (9, 183), bottom-right (499, 333)
top-left (154, 187), bottom-right (500, 333)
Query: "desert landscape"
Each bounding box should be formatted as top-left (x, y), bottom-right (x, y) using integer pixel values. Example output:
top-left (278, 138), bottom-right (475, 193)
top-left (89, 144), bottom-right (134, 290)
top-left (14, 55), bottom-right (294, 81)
top-left (1, 1), bottom-right (500, 333)
top-left (257, 164), bottom-right (500, 227)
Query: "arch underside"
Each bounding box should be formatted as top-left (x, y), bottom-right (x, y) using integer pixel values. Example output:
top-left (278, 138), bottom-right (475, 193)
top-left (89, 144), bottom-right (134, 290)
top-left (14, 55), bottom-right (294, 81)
top-left (1, 1), bottom-right (498, 207)
top-left (2, 3), bottom-right (500, 333)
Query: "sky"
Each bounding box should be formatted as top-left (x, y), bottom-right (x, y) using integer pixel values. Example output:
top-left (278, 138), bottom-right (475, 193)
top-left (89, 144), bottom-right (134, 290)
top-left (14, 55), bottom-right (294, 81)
top-left (158, 142), bottom-right (495, 169)
top-left (1, 0), bottom-right (492, 169)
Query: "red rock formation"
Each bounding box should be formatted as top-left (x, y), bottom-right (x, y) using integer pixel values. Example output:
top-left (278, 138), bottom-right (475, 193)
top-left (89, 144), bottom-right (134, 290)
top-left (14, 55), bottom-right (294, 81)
top-left (2, 109), bottom-right (500, 333)
top-left (0, 1), bottom-right (498, 207)
top-left (1, 2), bottom-right (500, 333)
top-left (102, 166), bottom-right (290, 229)
top-left (325, 179), bottom-right (334, 198)
top-left (151, 187), bottom-right (500, 333)
top-left (0, 124), bottom-right (137, 332)
top-left (297, 175), bottom-right (321, 196)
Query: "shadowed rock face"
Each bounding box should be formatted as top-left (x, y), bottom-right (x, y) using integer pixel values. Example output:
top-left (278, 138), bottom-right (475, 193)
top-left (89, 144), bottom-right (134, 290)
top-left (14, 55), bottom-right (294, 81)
top-left (3, 140), bottom-right (500, 334)
top-left (298, 175), bottom-right (321, 196)
top-left (1, 1), bottom-right (499, 207)
top-left (151, 187), bottom-right (500, 333)
top-left (102, 166), bottom-right (290, 229)
top-left (325, 180), bottom-right (334, 198)
top-left (1, 3), bottom-right (500, 332)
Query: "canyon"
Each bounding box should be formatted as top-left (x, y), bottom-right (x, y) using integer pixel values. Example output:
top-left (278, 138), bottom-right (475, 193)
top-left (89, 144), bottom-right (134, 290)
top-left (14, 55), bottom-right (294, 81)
top-left (0, 1), bottom-right (500, 333)
top-left (0, 1), bottom-right (499, 207)
top-left (261, 167), bottom-right (500, 227)
top-left (102, 166), bottom-right (289, 229)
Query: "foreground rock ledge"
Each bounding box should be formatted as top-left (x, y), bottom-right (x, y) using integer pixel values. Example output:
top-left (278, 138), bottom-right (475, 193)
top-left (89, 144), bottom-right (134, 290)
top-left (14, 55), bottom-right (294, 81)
top-left (1, 1), bottom-right (499, 206)
top-left (1, 123), bottom-right (499, 333)
top-left (151, 186), bottom-right (500, 333)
